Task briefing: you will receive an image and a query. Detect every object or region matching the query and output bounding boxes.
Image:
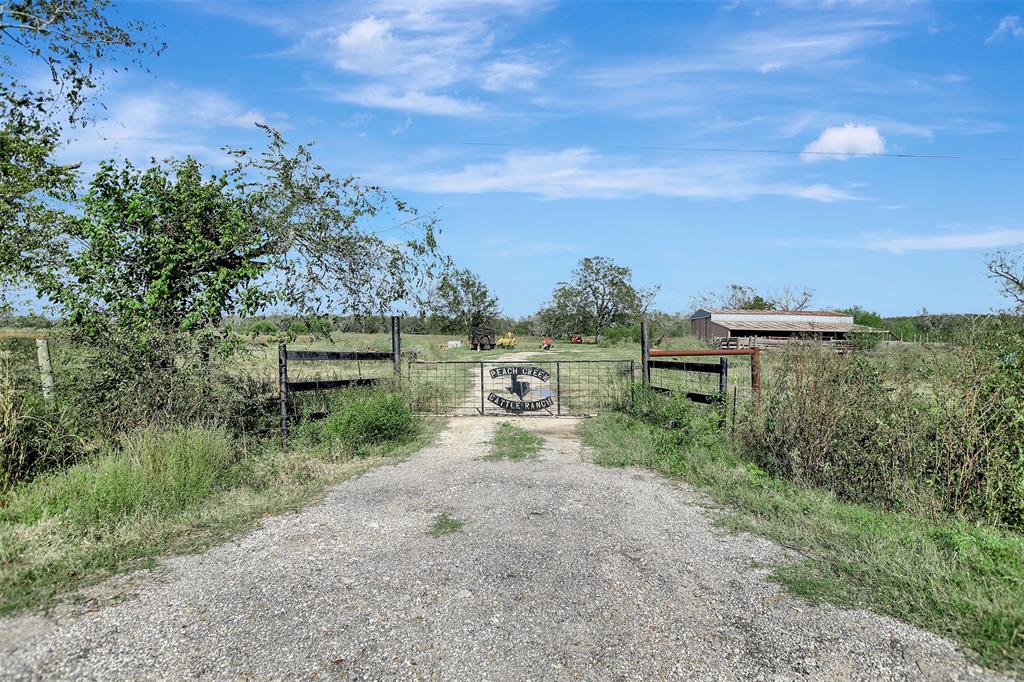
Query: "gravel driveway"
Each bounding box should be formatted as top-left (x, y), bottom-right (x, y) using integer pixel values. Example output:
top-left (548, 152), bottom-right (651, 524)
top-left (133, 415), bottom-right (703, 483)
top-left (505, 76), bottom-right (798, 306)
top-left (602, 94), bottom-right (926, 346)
top-left (0, 418), bottom-right (1001, 680)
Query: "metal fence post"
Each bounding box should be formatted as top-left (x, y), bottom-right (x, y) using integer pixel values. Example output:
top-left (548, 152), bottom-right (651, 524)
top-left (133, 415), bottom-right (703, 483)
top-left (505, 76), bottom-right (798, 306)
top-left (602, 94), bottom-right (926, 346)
top-left (751, 347), bottom-right (762, 417)
top-left (719, 356), bottom-right (729, 402)
top-left (479, 362), bottom-right (485, 415)
top-left (279, 343), bottom-right (289, 448)
top-left (35, 338), bottom-right (54, 407)
top-left (640, 316), bottom-right (651, 386)
top-left (391, 315), bottom-right (401, 378)
top-left (556, 361), bottom-right (562, 416)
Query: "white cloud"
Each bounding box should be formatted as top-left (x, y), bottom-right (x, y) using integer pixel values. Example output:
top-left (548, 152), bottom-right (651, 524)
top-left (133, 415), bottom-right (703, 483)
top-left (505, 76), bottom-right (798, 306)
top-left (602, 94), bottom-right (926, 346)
top-left (481, 237), bottom-right (582, 257)
top-left (481, 60), bottom-right (545, 92)
top-left (723, 17), bottom-right (899, 72)
top-left (290, 1), bottom-right (551, 115)
top-left (865, 229), bottom-right (1024, 254)
top-left (801, 123), bottom-right (886, 161)
top-left (390, 116), bottom-right (413, 135)
top-left (388, 147), bottom-right (855, 202)
top-left (334, 85), bottom-right (486, 117)
top-left (60, 87), bottom-right (273, 168)
top-left (987, 15), bottom-right (1023, 43)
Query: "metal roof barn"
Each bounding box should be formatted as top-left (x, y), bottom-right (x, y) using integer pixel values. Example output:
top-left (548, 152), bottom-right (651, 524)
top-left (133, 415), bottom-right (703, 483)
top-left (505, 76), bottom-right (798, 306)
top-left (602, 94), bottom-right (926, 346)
top-left (690, 308), bottom-right (868, 346)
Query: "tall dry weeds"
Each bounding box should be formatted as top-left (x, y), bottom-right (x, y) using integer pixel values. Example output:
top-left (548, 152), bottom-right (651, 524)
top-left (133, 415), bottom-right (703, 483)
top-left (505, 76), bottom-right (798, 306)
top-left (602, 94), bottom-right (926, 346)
top-left (741, 323), bottom-right (1024, 529)
top-left (0, 350), bottom-right (26, 491)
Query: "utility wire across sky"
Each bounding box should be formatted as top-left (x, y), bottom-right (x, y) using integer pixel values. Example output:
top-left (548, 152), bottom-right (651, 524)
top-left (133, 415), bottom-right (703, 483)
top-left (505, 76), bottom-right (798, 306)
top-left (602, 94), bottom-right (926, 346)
top-left (83, 134), bottom-right (1024, 162)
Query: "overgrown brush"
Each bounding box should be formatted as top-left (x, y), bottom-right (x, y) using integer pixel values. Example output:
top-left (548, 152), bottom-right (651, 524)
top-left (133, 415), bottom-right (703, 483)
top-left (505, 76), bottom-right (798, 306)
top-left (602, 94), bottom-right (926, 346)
top-left (741, 320), bottom-right (1024, 529)
top-left (53, 329), bottom-right (276, 439)
top-left (618, 381), bottom-right (722, 442)
top-left (0, 349), bottom-right (84, 492)
top-left (295, 388), bottom-right (415, 456)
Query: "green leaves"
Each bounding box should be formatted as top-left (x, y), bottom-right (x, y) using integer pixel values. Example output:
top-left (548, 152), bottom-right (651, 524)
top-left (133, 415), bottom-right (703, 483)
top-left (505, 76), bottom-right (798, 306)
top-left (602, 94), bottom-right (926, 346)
top-left (6, 127), bottom-right (442, 351)
top-left (427, 267), bottom-right (500, 332)
top-left (0, 0), bottom-right (159, 309)
top-left (538, 256), bottom-right (656, 339)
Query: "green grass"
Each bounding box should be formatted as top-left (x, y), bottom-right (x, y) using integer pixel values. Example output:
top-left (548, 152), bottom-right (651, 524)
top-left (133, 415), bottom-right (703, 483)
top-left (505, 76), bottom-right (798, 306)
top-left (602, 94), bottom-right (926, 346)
top-left (0, 417), bottom-right (443, 615)
top-left (485, 422), bottom-right (544, 461)
top-left (428, 512), bottom-right (465, 537)
top-left (579, 412), bottom-right (1024, 674)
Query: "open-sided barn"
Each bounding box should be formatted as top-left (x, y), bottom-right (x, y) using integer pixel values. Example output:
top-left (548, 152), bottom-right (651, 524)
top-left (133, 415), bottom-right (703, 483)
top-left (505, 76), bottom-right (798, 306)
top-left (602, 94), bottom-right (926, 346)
top-left (690, 309), bottom-right (881, 348)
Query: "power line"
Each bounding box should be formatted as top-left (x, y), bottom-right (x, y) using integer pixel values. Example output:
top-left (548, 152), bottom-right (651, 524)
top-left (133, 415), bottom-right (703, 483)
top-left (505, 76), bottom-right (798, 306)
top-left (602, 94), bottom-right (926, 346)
top-left (387, 139), bottom-right (1022, 162)
top-left (82, 133), bottom-right (1024, 162)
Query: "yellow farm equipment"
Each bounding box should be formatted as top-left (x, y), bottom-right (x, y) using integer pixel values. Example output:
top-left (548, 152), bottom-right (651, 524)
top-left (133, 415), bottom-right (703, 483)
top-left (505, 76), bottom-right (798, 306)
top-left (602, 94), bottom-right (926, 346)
top-left (497, 332), bottom-right (517, 349)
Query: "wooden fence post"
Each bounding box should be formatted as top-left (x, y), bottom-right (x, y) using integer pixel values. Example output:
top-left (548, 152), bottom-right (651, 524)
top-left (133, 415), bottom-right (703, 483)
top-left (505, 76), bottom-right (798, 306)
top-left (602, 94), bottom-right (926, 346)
top-left (640, 316), bottom-right (651, 386)
top-left (279, 343), bottom-right (289, 448)
top-left (35, 338), bottom-right (54, 407)
top-left (391, 315), bottom-right (401, 378)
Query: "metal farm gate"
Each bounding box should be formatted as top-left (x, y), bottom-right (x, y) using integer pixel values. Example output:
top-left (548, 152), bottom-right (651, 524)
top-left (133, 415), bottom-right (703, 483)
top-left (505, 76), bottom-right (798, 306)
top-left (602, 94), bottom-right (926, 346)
top-left (407, 360), bottom-right (634, 416)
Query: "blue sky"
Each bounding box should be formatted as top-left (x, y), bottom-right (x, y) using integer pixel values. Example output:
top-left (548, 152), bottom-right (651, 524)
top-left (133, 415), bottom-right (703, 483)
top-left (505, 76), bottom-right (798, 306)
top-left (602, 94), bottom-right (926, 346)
top-left (58, 0), bottom-right (1024, 316)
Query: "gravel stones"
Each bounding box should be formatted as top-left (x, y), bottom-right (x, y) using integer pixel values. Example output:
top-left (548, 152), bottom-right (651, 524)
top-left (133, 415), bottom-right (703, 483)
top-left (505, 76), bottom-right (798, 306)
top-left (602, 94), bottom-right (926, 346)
top-left (0, 418), bottom-right (1002, 681)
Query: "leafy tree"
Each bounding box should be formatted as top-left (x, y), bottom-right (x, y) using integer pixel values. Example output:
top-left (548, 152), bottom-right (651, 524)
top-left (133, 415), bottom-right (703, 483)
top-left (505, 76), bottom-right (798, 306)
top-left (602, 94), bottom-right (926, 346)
top-left (427, 267), bottom-right (500, 332)
top-left (691, 284), bottom-right (814, 311)
top-left (0, 1), bottom-right (161, 305)
top-left (538, 256), bottom-right (656, 340)
top-left (840, 306), bottom-right (884, 328)
top-left (9, 127), bottom-right (442, 347)
top-left (537, 283), bottom-right (590, 338)
top-left (988, 248), bottom-right (1023, 313)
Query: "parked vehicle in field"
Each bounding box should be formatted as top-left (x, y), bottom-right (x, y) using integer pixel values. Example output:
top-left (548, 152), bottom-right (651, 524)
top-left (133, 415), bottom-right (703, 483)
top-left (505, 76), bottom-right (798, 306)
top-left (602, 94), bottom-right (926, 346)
top-left (569, 334), bottom-right (584, 344)
top-left (497, 332), bottom-right (517, 349)
top-left (469, 327), bottom-right (496, 350)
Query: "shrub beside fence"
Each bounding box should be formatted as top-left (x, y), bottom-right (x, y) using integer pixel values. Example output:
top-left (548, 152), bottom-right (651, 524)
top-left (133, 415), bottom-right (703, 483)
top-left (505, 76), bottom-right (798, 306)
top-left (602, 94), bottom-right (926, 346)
top-left (739, 331), bottom-right (1024, 529)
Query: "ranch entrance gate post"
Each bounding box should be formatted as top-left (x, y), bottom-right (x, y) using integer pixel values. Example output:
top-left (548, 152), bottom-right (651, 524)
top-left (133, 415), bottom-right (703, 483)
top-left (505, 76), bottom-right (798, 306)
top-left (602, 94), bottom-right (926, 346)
top-left (640, 316), bottom-right (651, 386)
top-left (278, 343), bottom-right (289, 448)
top-left (391, 315), bottom-right (401, 378)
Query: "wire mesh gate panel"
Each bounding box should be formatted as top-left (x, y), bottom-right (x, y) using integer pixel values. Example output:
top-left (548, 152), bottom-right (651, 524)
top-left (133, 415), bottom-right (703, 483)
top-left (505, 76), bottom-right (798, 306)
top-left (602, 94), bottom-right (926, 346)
top-left (407, 360), bottom-right (634, 416)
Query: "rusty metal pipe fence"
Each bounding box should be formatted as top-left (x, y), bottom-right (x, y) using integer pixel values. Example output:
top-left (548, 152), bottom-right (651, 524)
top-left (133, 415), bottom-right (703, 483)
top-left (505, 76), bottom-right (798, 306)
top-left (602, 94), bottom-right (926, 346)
top-left (639, 316), bottom-right (762, 413)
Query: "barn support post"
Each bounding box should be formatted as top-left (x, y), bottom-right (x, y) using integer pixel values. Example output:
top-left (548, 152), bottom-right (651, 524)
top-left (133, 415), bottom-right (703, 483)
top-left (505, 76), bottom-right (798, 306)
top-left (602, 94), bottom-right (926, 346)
top-left (35, 338), bottom-right (54, 408)
top-left (640, 316), bottom-right (651, 386)
top-left (279, 343), bottom-right (289, 448)
top-left (391, 315), bottom-right (401, 378)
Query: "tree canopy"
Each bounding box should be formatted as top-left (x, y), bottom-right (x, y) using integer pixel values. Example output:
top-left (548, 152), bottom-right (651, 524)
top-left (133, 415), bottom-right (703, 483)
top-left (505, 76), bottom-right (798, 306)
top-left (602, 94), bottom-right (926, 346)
top-left (840, 306), bottom-right (885, 328)
top-left (1, 1), bottom-right (161, 290)
top-left (988, 248), bottom-right (1023, 314)
top-left (691, 284), bottom-right (814, 312)
top-left (426, 267), bottom-right (501, 333)
top-left (7, 127), bottom-right (442, 345)
top-left (538, 256), bottom-right (656, 340)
